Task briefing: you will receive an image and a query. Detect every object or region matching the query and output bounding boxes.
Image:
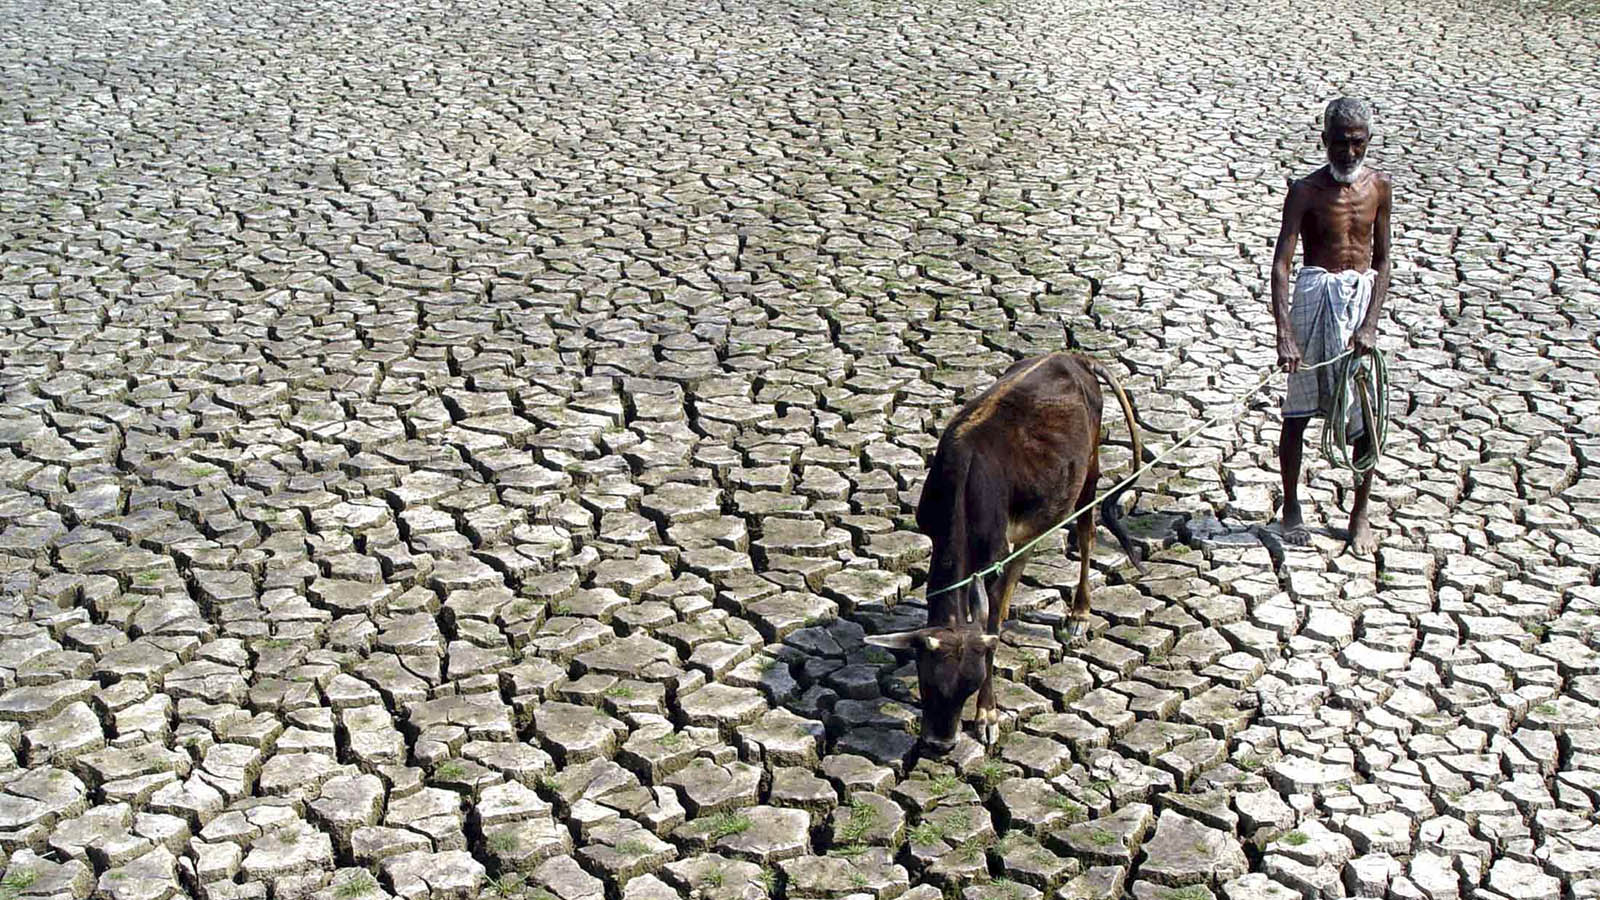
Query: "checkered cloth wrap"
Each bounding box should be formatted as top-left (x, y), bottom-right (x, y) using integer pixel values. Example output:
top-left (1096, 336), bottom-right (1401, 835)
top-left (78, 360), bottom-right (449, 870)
top-left (1285, 266), bottom-right (1375, 438)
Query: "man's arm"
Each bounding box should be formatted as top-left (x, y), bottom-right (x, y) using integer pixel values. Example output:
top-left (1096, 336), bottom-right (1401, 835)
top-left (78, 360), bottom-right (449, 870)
top-left (1271, 181), bottom-right (1306, 372)
top-left (1353, 175), bottom-right (1392, 355)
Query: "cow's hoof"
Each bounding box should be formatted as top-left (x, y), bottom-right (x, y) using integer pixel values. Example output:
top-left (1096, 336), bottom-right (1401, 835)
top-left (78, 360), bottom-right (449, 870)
top-left (975, 707), bottom-right (1000, 746)
top-left (1064, 618), bottom-right (1087, 640)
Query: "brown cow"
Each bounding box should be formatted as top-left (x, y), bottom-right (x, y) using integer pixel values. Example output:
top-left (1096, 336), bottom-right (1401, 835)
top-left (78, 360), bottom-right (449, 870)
top-left (867, 352), bottom-right (1147, 753)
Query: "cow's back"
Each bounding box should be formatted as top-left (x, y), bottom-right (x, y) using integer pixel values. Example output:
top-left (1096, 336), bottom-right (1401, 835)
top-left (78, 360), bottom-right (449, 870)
top-left (932, 353), bottom-right (1104, 539)
top-left (946, 353), bottom-right (1101, 456)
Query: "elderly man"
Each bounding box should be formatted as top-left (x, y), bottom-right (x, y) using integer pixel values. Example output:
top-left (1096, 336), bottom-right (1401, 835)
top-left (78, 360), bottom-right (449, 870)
top-left (1270, 97), bottom-right (1392, 556)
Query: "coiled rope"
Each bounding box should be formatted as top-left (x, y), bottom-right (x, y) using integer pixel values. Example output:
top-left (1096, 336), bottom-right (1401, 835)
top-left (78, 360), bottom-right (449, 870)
top-left (926, 348), bottom-right (1387, 600)
top-left (1320, 347), bottom-right (1390, 474)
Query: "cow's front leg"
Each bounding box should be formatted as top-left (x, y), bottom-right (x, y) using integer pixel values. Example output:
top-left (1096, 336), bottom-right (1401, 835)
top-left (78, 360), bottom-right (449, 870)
top-left (974, 664), bottom-right (999, 747)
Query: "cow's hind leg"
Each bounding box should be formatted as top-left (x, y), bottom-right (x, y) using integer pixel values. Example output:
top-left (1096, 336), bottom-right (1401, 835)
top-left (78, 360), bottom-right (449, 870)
top-left (974, 551), bottom-right (1033, 746)
top-left (1065, 507), bottom-right (1095, 639)
top-left (1066, 456), bottom-right (1100, 639)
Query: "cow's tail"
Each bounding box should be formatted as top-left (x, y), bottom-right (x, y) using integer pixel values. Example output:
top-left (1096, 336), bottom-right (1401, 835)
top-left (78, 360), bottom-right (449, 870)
top-left (1088, 360), bottom-right (1150, 576)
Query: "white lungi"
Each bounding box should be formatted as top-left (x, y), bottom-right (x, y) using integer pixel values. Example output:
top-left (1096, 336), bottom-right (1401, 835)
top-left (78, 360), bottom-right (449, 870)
top-left (1285, 266), bottom-right (1375, 438)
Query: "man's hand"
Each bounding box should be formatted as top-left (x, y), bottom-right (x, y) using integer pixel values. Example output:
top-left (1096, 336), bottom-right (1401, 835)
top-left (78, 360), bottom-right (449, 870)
top-left (1350, 326), bottom-right (1377, 356)
top-left (1277, 333), bottom-right (1303, 373)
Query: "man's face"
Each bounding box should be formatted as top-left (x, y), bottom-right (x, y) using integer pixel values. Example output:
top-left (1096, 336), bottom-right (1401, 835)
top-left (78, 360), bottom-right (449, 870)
top-left (1324, 123), bottom-right (1370, 184)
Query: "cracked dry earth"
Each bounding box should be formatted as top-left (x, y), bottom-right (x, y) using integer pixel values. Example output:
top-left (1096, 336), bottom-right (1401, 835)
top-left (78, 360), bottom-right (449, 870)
top-left (1, 0), bottom-right (1598, 899)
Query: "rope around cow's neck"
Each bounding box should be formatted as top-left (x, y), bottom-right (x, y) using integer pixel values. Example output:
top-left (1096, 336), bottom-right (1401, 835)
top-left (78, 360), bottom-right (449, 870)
top-left (925, 348), bottom-right (1388, 600)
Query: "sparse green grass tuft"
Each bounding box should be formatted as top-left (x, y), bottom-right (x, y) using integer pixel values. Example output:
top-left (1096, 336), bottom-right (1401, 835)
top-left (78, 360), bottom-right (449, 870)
top-left (973, 759), bottom-right (1008, 786)
top-left (837, 798), bottom-right (880, 843)
top-left (1533, 703), bottom-right (1559, 716)
top-left (1163, 887), bottom-right (1213, 900)
top-left (604, 683), bottom-right (635, 699)
top-left (2, 869), bottom-right (38, 893)
top-left (707, 810), bottom-right (752, 839)
top-left (657, 731), bottom-right (686, 750)
top-left (1047, 793), bottom-right (1087, 822)
top-left (704, 867), bottom-right (725, 889)
top-left (984, 877), bottom-right (1020, 900)
top-left (959, 837), bottom-right (989, 863)
top-left (907, 821), bottom-right (946, 846)
top-left (487, 830), bottom-right (521, 855)
top-left (434, 761), bottom-right (468, 780)
top-left (486, 873), bottom-right (529, 898)
top-left (1282, 830), bottom-right (1309, 846)
top-left (1089, 828), bottom-right (1118, 847)
top-left (616, 838), bottom-right (651, 856)
top-left (334, 872), bottom-right (376, 899)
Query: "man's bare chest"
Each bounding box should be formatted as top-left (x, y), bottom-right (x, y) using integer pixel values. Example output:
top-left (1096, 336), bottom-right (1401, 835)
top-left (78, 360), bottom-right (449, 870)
top-left (1305, 191), bottom-right (1379, 242)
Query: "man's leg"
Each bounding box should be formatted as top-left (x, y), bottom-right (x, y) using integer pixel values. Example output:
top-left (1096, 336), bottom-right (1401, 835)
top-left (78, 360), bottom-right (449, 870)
top-left (1347, 431), bottom-right (1377, 556)
top-left (1279, 416), bottom-right (1311, 545)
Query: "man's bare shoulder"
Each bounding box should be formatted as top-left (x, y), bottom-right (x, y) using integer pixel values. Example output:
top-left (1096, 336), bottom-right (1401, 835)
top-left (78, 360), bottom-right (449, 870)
top-left (1371, 169), bottom-right (1394, 197)
top-left (1287, 171), bottom-right (1317, 195)
top-left (1282, 172), bottom-right (1320, 212)
top-left (1293, 166), bottom-right (1338, 191)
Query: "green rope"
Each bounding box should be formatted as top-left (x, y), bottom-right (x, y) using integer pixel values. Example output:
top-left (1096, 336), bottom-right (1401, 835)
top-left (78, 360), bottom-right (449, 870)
top-left (925, 349), bottom-right (1386, 600)
top-left (1319, 348), bottom-right (1389, 474)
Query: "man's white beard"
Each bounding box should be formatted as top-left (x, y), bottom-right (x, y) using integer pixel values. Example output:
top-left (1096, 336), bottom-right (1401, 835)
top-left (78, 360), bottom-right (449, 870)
top-left (1330, 158), bottom-right (1365, 184)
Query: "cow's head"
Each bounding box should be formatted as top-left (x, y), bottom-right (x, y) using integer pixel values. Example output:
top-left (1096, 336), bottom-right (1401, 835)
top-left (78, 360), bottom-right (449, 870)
top-left (865, 579), bottom-right (997, 756)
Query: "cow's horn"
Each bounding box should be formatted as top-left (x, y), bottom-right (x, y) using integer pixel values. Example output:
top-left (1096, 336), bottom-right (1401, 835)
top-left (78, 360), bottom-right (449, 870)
top-left (865, 631), bottom-right (927, 651)
top-left (971, 578), bottom-right (990, 627)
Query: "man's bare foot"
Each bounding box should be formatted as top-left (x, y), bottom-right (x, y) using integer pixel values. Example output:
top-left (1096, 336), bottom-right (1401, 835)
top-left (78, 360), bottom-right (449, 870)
top-left (1280, 501), bottom-right (1310, 546)
top-left (1347, 513), bottom-right (1378, 557)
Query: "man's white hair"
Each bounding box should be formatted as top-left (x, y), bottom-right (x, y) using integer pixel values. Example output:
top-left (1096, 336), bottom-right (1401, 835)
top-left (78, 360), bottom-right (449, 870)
top-left (1324, 97), bottom-right (1372, 133)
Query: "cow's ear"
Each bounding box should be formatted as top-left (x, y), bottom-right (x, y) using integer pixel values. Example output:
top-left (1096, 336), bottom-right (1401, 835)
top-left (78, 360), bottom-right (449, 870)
top-left (978, 634), bottom-right (1000, 649)
top-left (865, 631), bottom-right (925, 651)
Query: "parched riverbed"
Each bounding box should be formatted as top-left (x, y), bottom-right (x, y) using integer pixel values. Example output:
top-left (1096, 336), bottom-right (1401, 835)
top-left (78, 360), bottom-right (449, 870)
top-left (1, 1), bottom-right (1597, 898)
